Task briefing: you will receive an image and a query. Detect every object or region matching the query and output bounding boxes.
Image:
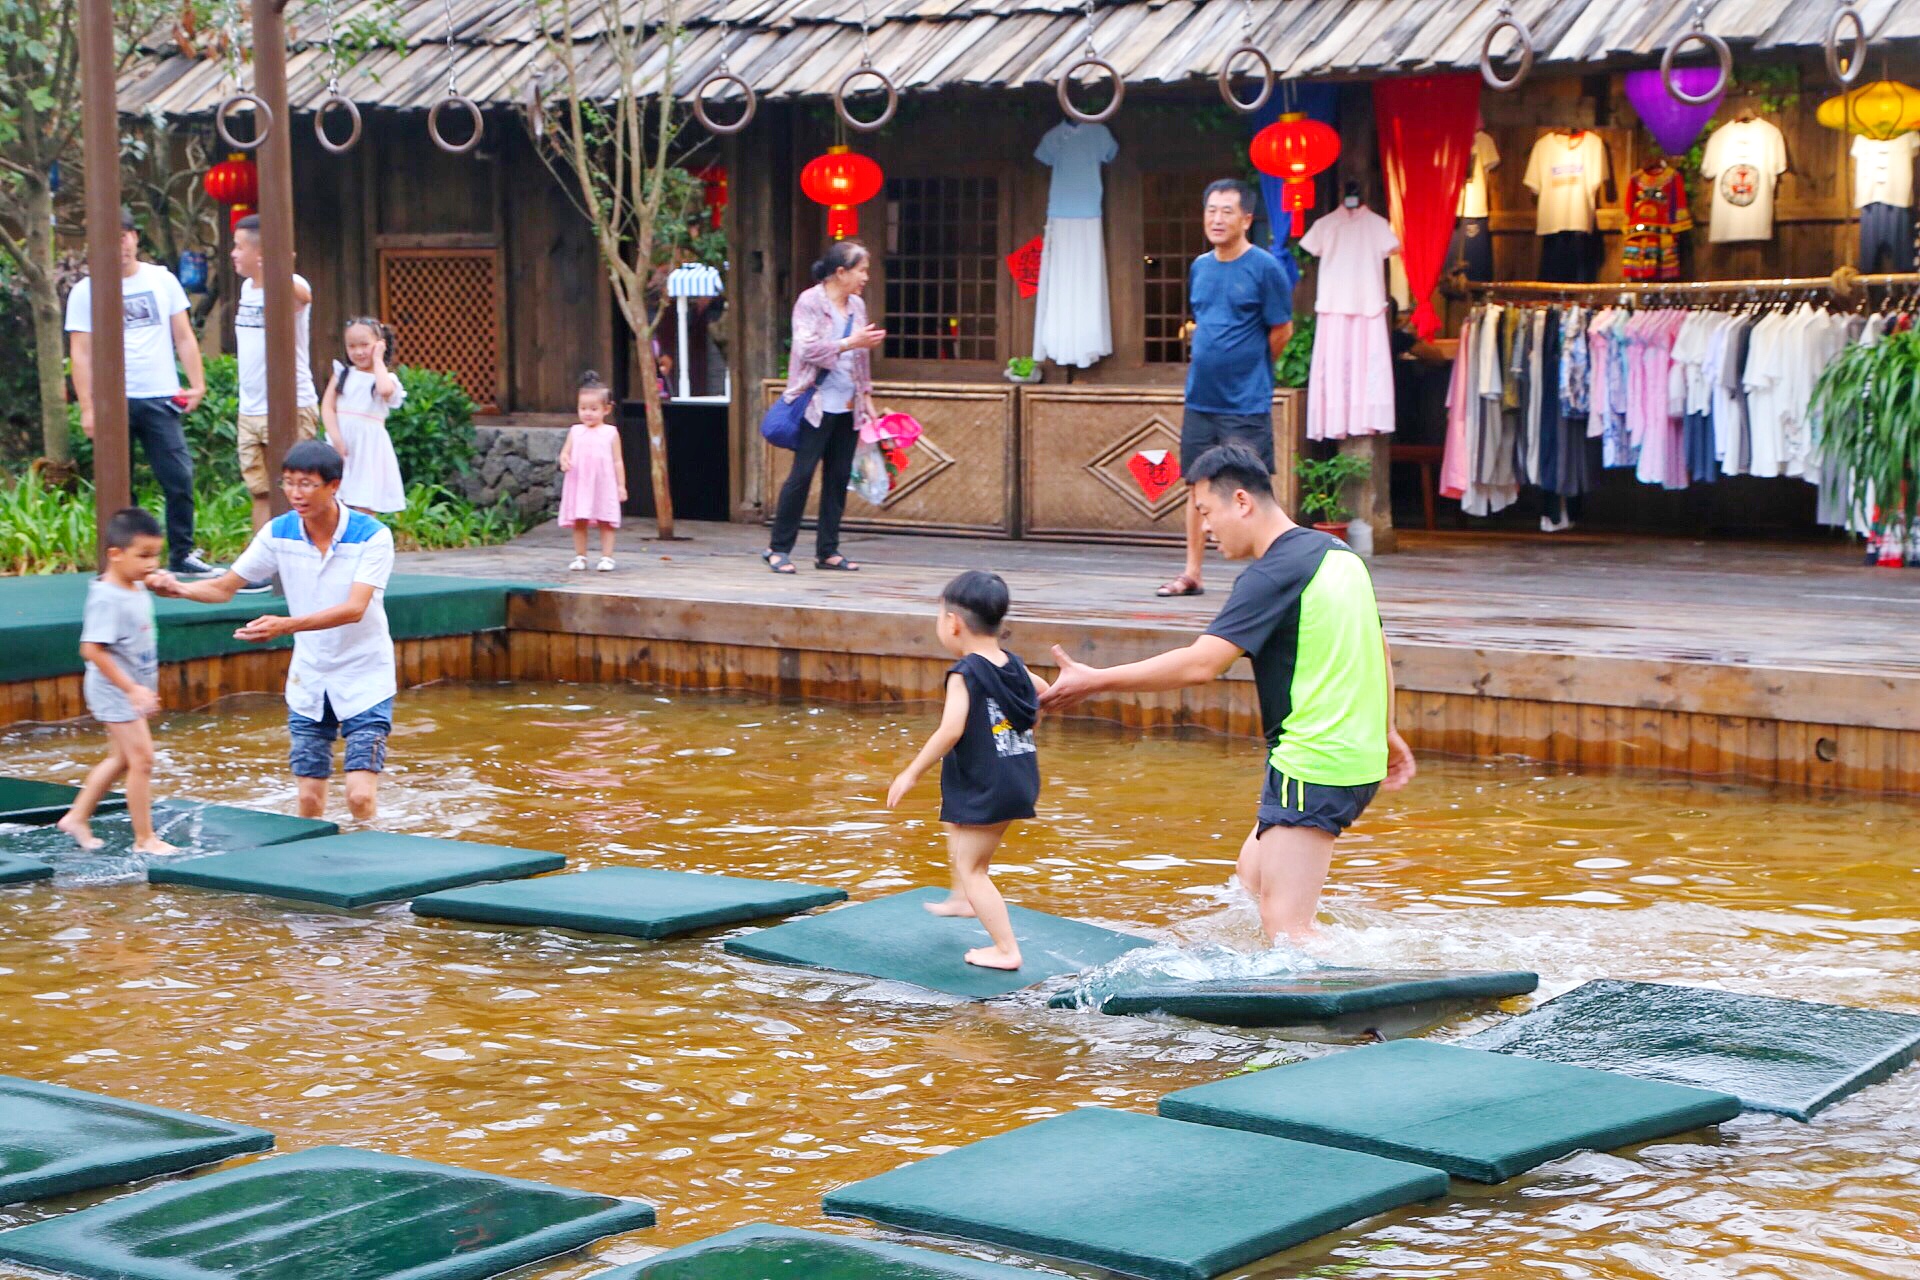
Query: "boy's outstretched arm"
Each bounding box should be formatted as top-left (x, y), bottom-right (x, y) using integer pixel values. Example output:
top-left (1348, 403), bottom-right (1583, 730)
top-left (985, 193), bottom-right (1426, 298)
top-left (888, 673), bottom-right (970, 809)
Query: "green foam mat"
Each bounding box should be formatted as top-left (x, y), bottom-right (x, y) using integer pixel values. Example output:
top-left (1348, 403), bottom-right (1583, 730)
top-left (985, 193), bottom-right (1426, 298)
top-left (411, 866), bottom-right (847, 939)
top-left (0, 1075), bottom-right (272, 1207)
top-left (1465, 978), bottom-right (1920, 1121)
top-left (1159, 1039), bottom-right (1741, 1183)
top-left (0, 1145), bottom-right (654, 1280)
top-left (724, 887), bottom-right (1150, 999)
top-left (0, 572), bottom-right (533, 683)
top-left (1049, 967), bottom-right (1539, 1027)
top-left (0, 853), bottom-right (53, 886)
top-left (597, 1224), bottom-right (1044, 1278)
top-left (0, 776), bottom-right (123, 824)
top-left (822, 1107), bottom-right (1447, 1280)
top-left (0, 801), bottom-right (337, 882)
top-left (149, 831), bottom-right (566, 909)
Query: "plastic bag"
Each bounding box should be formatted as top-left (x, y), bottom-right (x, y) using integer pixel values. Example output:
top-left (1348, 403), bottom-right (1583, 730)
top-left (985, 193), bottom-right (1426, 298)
top-left (862, 411), bottom-right (924, 448)
top-left (850, 439), bottom-right (892, 505)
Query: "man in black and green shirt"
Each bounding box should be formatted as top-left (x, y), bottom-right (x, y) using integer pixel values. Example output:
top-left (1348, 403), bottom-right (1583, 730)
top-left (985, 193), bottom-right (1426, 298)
top-left (1041, 442), bottom-right (1415, 942)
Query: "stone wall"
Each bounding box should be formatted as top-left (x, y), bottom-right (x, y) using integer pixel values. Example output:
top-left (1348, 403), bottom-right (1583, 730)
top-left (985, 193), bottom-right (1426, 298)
top-left (457, 426), bottom-right (566, 520)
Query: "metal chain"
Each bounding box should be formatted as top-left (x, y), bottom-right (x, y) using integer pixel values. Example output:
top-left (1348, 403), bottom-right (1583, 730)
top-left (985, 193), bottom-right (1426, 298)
top-left (857, 0), bottom-right (874, 70)
top-left (716, 19), bottom-right (734, 75)
top-left (1239, 0), bottom-right (1254, 38)
top-left (1081, 0), bottom-right (1099, 57)
top-left (442, 0), bottom-right (460, 95)
top-left (322, 0), bottom-right (342, 95)
top-left (1689, 0), bottom-right (1708, 32)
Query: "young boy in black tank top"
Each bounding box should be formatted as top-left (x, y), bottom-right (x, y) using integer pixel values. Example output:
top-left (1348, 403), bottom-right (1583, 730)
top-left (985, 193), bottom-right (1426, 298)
top-left (887, 571), bottom-right (1049, 970)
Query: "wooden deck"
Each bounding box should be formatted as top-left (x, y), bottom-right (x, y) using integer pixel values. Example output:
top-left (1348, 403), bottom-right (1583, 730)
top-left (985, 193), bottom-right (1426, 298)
top-left (395, 522), bottom-right (1920, 795)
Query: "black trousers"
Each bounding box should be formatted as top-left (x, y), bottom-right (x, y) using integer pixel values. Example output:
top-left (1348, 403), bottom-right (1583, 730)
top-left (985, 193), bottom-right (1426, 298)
top-left (768, 410), bottom-right (857, 561)
top-left (126, 396), bottom-right (197, 564)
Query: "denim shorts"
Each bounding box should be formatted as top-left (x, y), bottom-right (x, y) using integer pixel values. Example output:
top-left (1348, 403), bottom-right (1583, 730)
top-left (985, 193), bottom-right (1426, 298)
top-left (288, 696), bottom-right (393, 778)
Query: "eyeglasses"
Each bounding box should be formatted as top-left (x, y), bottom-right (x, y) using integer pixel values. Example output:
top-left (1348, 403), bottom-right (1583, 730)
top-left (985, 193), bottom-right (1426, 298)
top-left (280, 476), bottom-right (330, 494)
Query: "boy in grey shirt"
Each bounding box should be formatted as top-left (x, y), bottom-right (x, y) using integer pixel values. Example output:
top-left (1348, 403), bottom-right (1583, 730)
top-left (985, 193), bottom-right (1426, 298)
top-left (57, 508), bottom-right (177, 854)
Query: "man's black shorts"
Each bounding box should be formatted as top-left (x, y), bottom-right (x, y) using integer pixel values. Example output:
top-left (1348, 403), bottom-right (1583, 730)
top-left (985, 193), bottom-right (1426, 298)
top-left (1256, 765), bottom-right (1379, 837)
top-left (1180, 406), bottom-right (1276, 474)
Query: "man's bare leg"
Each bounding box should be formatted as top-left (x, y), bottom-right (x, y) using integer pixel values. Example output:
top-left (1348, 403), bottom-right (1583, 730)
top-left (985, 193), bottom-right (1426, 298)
top-left (344, 770), bottom-right (378, 823)
top-left (296, 775), bottom-right (329, 819)
top-left (1245, 822), bottom-right (1338, 943)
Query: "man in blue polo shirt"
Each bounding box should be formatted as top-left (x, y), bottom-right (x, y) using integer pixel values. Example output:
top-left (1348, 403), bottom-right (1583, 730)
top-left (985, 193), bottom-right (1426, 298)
top-left (148, 440), bottom-right (396, 823)
top-left (1157, 178), bottom-right (1294, 599)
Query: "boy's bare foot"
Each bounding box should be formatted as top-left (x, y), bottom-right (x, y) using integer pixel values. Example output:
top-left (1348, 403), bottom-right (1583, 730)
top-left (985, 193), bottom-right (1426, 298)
top-left (964, 945), bottom-right (1022, 970)
top-left (924, 896), bottom-right (977, 918)
top-left (130, 837), bottom-right (180, 856)
top-left (55, 814), bottom-right (103, 850)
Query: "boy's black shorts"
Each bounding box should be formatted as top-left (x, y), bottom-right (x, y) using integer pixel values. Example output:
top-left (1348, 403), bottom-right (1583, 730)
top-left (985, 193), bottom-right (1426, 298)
top-left (1256, 766), bottom-right (1379, 837)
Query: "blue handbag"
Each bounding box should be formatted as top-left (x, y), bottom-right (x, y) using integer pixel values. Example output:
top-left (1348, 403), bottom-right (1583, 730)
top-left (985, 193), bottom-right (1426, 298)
top-left (760, 313), bottom-right (854, 451)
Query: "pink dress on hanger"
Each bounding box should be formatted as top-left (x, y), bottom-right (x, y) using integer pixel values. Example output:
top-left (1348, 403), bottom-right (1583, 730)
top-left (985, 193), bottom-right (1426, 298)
top-left (1440, 315), bottom-right (1474, 500)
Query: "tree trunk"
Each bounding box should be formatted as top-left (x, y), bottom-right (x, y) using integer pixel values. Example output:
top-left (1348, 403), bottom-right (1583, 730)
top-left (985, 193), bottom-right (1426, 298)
top-left (632, 332), bottom-right (677, 539)
top-left (24, 177), bottom-right (72, 469)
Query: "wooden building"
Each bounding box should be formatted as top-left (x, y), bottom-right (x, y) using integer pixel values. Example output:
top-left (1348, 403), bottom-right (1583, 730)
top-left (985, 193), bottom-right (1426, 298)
top-left (119, 0), bottom-right (1920, 540)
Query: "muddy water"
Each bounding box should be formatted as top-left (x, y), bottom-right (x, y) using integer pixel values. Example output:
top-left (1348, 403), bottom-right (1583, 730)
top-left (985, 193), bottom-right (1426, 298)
top-left (2, 683), bottom-right (1917, 1279)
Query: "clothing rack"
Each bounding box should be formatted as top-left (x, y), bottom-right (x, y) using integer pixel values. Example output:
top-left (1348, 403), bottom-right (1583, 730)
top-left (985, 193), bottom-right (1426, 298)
top-left (1466, 269), bottom-right (1920, 300)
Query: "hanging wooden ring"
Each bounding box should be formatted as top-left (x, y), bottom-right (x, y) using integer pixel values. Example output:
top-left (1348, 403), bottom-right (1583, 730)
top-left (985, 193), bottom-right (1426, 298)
top-left (835, 66), bottom-right (898, 132)
top-left (428, 94), bottom-right (484, 154)
top-left (691, 71), bottom-right (757, 135)
top-left (1478, 17), bottom-right (1534, 93)
top-left (313, 93), bottom-right (363, 155)
top-left (1825, 7), bottom-right (1867, 87)
top-left (1217, 44), bottom-right (1273, 114)
top-left (1660, 29), bottom-right (1732, 105)
top-left (1057, 56), bottom-right (1124, 124)
top-left (215, 92), bottom-right (273, 150)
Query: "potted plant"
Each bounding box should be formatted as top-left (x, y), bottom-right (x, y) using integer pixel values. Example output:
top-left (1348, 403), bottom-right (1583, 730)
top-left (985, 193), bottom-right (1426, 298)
top-left (1294, 452), bottom-right (1371, 541)
top-left (1812, 331), bottom-right (1920, 566)
top-left (1004, 355), bottom-right (1042, 384)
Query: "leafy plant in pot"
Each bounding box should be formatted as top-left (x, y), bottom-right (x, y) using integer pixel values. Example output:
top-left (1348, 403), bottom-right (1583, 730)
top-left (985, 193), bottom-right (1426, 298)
top-left (1294, 452), bottom-right (1371, 541)
top-left (1812, 331), bottom-right (1920, 565)
top-left (1004, 355), bottom-right (1042, 384)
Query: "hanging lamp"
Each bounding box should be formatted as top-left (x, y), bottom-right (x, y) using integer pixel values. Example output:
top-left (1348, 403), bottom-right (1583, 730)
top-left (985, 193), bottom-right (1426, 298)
top-left (800, 145), bottom-right (884, 240)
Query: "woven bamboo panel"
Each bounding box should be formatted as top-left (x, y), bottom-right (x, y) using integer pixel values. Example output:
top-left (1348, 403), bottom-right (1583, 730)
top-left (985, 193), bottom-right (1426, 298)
top-left (1021, 386), bottom-right (1301, 541)
top-left (760, 380), bottom-right (1016, 536)
top-left (379, 249), bottom-right (501, 411)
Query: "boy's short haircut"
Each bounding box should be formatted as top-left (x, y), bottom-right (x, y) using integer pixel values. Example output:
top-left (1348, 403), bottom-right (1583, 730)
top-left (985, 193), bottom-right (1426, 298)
top-left (233, 213), bottom-right (260, 237)
top-left (104, 506), bottom-right (163, 549)
top-left (282, 439), bottom-right (345, 485)
top-left (942, 570), bottom-right (1011, 636)
top-left (1188, 443), bottom-right (1276, 505)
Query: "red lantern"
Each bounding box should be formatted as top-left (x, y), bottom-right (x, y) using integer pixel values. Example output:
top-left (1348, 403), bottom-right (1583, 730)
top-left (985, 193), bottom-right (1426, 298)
top-left (693, 164), bottom-right (729, 230)
top-left (1249, 113), bottom-right (1341, 238)
top-left (202, 153), bottom-right (258, 207)
top-left (800, 145), bottom-right (884, 240)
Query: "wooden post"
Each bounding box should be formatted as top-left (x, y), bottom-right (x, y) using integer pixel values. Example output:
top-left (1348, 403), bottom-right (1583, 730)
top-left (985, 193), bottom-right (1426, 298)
top-left (253, 0), bottom-right (300, 515)
top-left (79, 0), bottom-right (128, 565)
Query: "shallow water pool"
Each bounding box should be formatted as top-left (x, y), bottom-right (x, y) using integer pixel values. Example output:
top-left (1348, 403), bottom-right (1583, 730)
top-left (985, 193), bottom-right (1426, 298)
top-left (2, 683), bottom-right (1918, 1279)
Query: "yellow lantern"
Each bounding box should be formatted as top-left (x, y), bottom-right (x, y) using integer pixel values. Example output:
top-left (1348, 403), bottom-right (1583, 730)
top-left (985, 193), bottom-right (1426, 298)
top-left (1817, 80), bottom-right (1920, 140)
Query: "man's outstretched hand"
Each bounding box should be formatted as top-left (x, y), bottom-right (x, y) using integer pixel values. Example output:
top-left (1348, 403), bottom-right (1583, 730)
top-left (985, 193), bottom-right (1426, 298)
top-left (1038, 645), bottom-right (1101, 714)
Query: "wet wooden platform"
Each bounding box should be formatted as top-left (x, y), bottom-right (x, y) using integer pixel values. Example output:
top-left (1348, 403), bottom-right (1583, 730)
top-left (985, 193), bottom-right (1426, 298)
top-left (398, 522), bottom-right (1920, 796)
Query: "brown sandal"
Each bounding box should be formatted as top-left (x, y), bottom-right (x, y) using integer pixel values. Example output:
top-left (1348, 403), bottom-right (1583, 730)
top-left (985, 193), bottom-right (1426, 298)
top-left (1155, 573), bottom-right (1204, 597)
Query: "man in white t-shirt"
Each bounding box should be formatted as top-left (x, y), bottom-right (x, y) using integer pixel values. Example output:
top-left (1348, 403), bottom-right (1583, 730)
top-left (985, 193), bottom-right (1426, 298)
top-left (148, 439), bottom-right (397, 823)
top-left (1700, 118), bottom-right (1788, 244)
top-left (230, 213), bottom-right (322, 531)
top-left (66, 211), bottom-right (215, 575)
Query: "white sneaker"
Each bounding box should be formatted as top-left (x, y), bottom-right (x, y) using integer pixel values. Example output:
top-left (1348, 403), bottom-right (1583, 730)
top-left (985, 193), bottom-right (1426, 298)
top-left (595, 556), bottom-right (616, 572)
top-left (567, 555), bottom-right (587, 571)
top-left (1540, 513), bottom-right (1573, 533)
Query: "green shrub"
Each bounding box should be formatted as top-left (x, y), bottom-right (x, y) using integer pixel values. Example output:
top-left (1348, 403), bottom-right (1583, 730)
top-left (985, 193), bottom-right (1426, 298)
top-left (384, 483), bottom-right (531, 551)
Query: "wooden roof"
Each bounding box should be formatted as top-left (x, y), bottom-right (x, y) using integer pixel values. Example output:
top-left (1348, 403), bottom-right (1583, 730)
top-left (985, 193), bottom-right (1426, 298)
top-left (119, 0), bottom-right (1920, 116)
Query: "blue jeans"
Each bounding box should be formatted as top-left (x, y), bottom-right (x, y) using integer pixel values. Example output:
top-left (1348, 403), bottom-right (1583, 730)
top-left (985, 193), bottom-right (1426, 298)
top-left (288, 696), bottom-right (393, 778)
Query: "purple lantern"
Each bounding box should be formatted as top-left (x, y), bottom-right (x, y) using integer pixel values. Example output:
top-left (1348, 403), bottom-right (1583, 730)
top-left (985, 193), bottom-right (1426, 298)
top-left (1624, 67), bottom-right (1725, 156)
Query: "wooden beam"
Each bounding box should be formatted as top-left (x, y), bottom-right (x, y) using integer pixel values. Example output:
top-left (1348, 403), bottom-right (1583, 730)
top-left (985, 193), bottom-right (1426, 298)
top-left (252, 0), bottom-right (299, 513)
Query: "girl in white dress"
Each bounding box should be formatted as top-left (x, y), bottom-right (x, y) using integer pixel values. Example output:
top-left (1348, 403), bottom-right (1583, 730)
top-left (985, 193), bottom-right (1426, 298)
top-left (322, 317), bottom-right (407, 514)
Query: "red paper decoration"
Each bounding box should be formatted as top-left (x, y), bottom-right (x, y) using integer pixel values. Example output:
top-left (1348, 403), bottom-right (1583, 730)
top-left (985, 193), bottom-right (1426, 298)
top-left (693, 164), bottom-right (729, 229)
top-left (1249, 113), bottom-right (1341, 237)
top-left (1127, 449), bottom-right (1181, 503)
top-left (800, 145), bottom-right (884, 240)
top-left (202, 153), bottom-right (258, 230)
top-left (1006, 234), bottom-right (1044, 299)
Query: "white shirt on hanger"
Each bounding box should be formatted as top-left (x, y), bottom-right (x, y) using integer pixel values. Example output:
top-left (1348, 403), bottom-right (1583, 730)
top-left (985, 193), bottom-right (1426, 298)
top-left (1458, 131), bottom-right (1500, 219)
top-left (1522, 130), bottom-right (1609, 234)
top-left (1851, 134), bottom-right (1918, 209)
top-left (1299, 205), bottom-right (1400, 317)
top-left (1701, 119), bottom-right (1788, 243)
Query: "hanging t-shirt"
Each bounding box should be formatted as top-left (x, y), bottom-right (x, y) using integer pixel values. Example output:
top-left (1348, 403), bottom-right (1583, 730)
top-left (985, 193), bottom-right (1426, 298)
top-left (1298, 205), bottom-right (1399, 317)
top-left (1700, 118), bottom-right (1788, 243)
top-left (63, 262), bottom-right (191, 399)
top-left (1458, 130), bottom-right (1501, 219)
top-left (1522, 131), bottom-right (1609, 234)
top-left (1034, 121), bottom-right (1118, 219)
top-left (234, 275), bottom-right (320, 416)
top-left (1851, 134), bottom-right (1918, 209)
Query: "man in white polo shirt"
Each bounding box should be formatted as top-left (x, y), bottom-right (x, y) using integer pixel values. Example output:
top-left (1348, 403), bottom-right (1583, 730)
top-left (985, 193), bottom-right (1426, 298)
top-left (148, 440), bottom-right (396, 822)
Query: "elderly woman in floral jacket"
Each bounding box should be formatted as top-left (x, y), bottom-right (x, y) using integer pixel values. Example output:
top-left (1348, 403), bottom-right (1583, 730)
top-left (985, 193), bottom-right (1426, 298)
top-left (763, 240), bottom-right (887, 574)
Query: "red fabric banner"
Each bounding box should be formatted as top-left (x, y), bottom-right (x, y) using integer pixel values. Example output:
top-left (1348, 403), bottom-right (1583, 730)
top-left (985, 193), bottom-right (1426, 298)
top-left (1372, 74), bottom-right (1480, 338)
top-left (1007, 234), bottom-right (1044, 299)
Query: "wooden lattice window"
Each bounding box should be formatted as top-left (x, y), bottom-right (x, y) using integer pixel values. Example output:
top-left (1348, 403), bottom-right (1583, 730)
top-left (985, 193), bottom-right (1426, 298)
top-left (378, 248), bottom-right (500, 411)
top-left (882, 177), bottom-right (999, 362)
top-left (1142, 172), bottom-right (1216, 364)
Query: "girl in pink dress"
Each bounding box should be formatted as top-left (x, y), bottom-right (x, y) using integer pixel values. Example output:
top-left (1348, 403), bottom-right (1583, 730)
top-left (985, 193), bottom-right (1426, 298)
top-left (556, 372), bottom-right (627, 571)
